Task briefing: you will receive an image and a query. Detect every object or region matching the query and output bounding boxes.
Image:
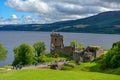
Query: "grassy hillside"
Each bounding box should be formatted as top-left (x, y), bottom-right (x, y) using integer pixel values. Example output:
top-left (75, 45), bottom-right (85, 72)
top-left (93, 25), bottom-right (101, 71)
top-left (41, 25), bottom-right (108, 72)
top-left (0, 69), bottom-right (120, 80)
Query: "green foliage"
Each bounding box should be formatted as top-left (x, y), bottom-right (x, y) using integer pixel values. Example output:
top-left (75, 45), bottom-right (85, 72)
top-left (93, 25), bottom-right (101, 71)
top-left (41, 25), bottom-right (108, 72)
top-left (61, 65), bottom-right (73, 70)
top-left (33, 41), bottom-right (46, 57)
top-left (101, 41), bottom-right (120, 69)
top-left (12, 43), bottom-right (35, 66)
top-left (0, 43), bottom-right (8, 60)
top-left (70, 40), bottom-right (79, 47)
top-left (78, 62), bottom-right (99, 72)
top-left (38, 54), bottom-right (47, 62)
top-left (36, 52), bottom-right (60, 63)
top-left (102, 68), bottom-right (120, 75)
top-left (45, 53), bottom-right (53, 57)
top-left (78, 62), bottom-right (120, 75)
top-left (67, 61), bottom-right (120, 75)
top-left (51, 52), bottom-right (72, 61)
top-left (70, 40), bottom-right (84, 50)
top-left (61, 62), bottom-right (75, 71)
top-left (37, 55), bottom-right (58, 63)
top-left (93, 54), bottom-right (105, 63)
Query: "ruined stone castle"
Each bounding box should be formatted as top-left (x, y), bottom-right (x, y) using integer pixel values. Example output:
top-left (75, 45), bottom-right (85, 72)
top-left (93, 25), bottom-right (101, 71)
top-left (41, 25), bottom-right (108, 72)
top-left (50, 32), bottom-right (104, 64)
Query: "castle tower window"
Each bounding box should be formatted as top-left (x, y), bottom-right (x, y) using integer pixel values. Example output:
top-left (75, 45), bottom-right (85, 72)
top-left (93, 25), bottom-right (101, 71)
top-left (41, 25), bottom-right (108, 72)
top-left (55, 38), bottom-right (57, 42)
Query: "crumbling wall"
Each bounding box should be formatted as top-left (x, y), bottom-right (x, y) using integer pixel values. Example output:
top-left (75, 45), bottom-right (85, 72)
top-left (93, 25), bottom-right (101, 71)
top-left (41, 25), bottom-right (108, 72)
top-left (73, 46), bottom-right (104, 63)
top-left (63, 46), bottom-right (75, 57)
top-left (50, 33), bottom-right (64, 53)
top-left (50, 33), bottom-right (104, 64)
top-left (73, 51), bottom-right (83, 64)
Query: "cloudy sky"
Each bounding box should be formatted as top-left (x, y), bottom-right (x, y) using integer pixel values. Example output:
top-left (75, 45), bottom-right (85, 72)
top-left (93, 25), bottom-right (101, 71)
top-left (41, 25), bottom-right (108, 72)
top-left (0, 0), bottom-right (120, 24)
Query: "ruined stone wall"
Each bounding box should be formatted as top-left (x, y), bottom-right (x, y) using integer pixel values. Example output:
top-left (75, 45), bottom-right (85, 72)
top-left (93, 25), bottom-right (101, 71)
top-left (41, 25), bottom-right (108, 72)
top-left (73, 46), bottom-right (104, 63)
top-left (50, 33), bottom-right (75, 57)
top-left (73, 51), bottom-right (83, 64)
top-left (86, 46), bottom-right (104, 58)
top-left (50, 33), bottom-right (104, 63)
top-left (50, 33), bottom-right (64, 53)
top-left (52, 47), bottom-right (64, 53)
top-left (96, 48), bottom-right (104, 57)
top-left (63, 46), bottom-right (75, 57)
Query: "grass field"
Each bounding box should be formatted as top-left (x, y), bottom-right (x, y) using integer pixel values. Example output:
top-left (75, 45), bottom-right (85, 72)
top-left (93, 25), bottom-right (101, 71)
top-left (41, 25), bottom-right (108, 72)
top-left (0, 62), bottom-right (120, 80)
top-left (0, 69), bottom-right (120, 80)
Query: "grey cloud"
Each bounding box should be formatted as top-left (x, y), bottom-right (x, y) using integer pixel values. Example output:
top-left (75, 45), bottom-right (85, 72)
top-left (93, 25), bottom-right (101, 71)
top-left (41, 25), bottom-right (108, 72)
top-left (102, 0), bottom-right (120, 3)
top-left (54, 3), bottom-right (100, 15)
top-left (5, 0), bottom-right (52, 13)
top-left (4, 0), bottom-right (120, 24)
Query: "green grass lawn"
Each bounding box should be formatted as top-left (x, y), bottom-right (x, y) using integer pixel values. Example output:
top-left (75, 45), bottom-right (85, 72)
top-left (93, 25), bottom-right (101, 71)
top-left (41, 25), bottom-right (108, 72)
top-left (0, 69), bottom-right (120, 80)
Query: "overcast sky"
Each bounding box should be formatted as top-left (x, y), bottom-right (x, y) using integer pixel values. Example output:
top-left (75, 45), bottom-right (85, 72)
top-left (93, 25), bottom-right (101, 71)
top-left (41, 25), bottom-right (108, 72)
top-left (0, 0), bottom-right (120, 24)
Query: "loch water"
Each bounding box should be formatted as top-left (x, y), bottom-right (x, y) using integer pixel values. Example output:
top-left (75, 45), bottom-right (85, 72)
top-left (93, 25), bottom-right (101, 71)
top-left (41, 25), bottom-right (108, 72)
top-left (0, 31), bottom-right (120, 66)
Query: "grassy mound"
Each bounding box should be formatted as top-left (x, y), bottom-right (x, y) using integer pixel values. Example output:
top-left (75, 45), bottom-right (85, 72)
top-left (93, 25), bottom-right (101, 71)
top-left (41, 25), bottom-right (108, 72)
top-left (0, 69), bottom-right (120, 80)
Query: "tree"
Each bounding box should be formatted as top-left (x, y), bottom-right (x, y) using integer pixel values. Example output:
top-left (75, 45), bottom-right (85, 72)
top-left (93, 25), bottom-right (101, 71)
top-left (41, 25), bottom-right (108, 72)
top-left (70, 40), bottom-right (84, 50)
top-left (70, 40), bottom-right (79, 47)
top-left (12, 43), bottom-right (35, 66)
top-left (0, 44), bottom-right (8, 60)
top-left (101, 41), bottom-right (120, 69)
top-left (33, 41), bottom-right (46, 57)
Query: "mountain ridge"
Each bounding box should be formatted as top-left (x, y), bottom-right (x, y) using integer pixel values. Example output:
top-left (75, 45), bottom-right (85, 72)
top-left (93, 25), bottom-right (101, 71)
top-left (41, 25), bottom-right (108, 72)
top-left (1, 11), bottom-right (120, 34)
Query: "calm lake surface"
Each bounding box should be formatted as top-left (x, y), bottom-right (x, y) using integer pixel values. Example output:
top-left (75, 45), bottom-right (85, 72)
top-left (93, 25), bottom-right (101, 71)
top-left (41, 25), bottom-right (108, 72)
top-left (0, 31), bottom-right (120, 66)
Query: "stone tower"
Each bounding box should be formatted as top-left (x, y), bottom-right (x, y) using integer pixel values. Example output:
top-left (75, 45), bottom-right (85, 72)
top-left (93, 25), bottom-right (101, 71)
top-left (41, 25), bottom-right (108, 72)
top-left (50, 32), bottom-right (64, 53)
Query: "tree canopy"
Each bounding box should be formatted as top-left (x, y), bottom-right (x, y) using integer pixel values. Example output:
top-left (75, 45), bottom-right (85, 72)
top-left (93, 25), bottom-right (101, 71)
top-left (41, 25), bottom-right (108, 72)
top-left (0, 44), bottom-right (8, 60)
top-left (101, 41), bottom-right (120, 69)
top-left (12, 43), bottom-right (35, 66)
top-left (33, 41), bottom-right (46, 57)
top-left (70, 40), bottom-right (84, 50)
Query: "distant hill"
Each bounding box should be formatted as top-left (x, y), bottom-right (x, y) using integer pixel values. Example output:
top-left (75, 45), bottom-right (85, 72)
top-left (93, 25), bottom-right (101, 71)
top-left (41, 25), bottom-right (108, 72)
top-left (1, 11), bottom-right (120, 34)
